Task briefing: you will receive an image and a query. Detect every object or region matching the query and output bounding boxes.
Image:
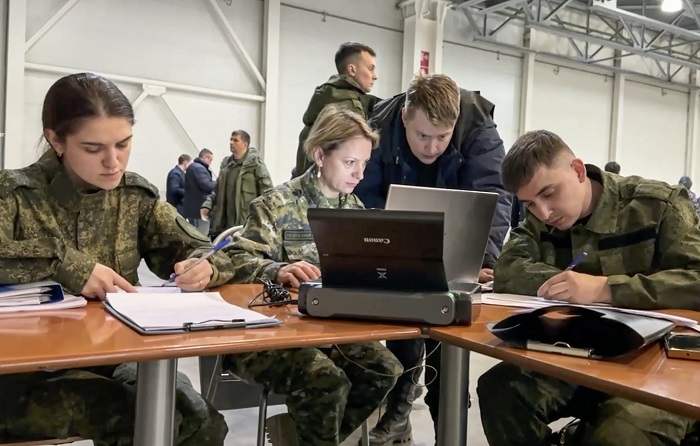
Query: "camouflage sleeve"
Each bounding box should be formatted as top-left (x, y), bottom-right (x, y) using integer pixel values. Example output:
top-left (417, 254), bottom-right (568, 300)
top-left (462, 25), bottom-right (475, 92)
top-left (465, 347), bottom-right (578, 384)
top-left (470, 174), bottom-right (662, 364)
top-left (223, 199), bottom-right (287, 283)
top-left (256, 164), bottom-right (274, 196)
top-left (0, 194), bottom-right (95, 293)
top-left (139, 199), bottom-right (234, 287)
top-left (608, 195), bottom-right (700, 310)
top-left (202, 191), bottom-right (216, 211)
top-left (493, 218), bottom-right (561, 295)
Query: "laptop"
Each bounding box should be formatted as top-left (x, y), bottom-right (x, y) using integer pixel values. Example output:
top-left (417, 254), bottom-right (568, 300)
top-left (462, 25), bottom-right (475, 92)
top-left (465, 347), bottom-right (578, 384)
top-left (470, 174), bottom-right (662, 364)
top-left (385, 185), bottom-right (498, 291)
top-left (307, 208), bottom-right (450, 292)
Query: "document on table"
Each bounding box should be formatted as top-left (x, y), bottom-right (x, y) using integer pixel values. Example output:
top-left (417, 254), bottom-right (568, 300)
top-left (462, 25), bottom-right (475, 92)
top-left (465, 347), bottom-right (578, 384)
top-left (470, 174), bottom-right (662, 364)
top-left (104, 291), bottom-right (281, 334)
top-left (482, 293), bottom-right (698, 328)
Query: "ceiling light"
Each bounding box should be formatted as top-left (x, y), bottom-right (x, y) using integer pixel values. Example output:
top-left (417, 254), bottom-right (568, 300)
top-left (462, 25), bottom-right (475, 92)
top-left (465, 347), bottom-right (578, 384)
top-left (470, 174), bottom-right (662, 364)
top-left (661, 0), bottom-right (683, 13)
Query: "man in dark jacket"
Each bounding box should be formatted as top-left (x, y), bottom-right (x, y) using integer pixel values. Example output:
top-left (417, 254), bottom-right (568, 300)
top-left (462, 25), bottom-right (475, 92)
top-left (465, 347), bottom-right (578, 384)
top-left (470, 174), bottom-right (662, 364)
top-left (166, 154), bottom-right (191, 215)
top-left (184, 148), bottom-right (216, 235)
top-left (354, 74), bottom-right (511, 445)
top-left (294, 41), bottom-right (380, 177)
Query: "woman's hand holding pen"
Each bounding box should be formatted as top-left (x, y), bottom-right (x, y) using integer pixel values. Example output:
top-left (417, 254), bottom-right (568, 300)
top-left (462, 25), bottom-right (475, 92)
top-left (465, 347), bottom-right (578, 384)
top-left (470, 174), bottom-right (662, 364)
top-left (538, 271), bottom-right (612, 304)
top-left (173, 258), bottom-right (213, 291)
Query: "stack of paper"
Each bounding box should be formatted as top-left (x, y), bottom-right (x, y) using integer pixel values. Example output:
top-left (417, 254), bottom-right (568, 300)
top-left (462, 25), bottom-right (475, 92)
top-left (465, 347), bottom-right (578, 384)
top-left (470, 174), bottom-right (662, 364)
top-left (0, 281), bottom-right (87, 313)
top-left (104, 292), bottom-right (281, 334)
top-left (482, 293), bottom-right (698, 328)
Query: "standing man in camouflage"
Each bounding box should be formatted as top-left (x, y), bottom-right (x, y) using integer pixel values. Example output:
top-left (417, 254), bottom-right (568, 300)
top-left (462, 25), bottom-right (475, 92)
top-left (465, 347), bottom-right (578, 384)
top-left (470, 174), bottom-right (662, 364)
top-left (479, 130), bottom-right (700, 446)
top-left (679, 175), bottom-right (700, 216)
top-left (294, 41), bottom-right (380, 177)
top-left (201, 130), bottom-right (273, 240)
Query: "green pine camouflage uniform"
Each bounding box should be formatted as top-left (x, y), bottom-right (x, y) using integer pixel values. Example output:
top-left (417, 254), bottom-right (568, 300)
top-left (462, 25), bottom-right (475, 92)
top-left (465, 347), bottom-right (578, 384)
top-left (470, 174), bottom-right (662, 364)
top-left (479, 165), bottom-right (700, 446)
top-left (294, 74), bottom-right (379, 177)
top-left (0, 150), bottom-right (233, 445)
top-left (222, 166), bottom-right (403, 445)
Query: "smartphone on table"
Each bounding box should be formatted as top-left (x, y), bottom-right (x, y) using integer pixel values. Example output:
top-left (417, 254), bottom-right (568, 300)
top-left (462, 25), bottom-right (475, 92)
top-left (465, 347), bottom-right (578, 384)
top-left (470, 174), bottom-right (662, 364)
top-left (664, 332), bottom-right (700, 361)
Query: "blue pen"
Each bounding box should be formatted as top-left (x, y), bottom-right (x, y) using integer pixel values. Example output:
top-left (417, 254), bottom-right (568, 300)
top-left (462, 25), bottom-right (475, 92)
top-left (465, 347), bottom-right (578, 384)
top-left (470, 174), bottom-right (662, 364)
top-left (166, 236), bottom-right (233, 283)
top-left (565, 251), bottom-right (588, 271)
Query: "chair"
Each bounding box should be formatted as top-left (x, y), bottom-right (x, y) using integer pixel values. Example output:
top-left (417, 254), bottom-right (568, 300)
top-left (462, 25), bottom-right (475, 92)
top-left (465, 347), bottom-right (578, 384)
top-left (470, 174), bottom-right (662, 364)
top-left (203, 355), bottom-right (370, 446)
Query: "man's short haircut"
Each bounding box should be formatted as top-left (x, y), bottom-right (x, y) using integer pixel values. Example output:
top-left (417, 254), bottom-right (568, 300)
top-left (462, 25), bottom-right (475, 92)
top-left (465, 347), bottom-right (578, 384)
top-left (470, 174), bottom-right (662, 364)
top-left (404, 74), bottom-right (460, 127)
top-left (604, 161), bottom-right (620, 174)
top-left (335, 42), bottom-right (376, 74)
top-left (231, 130), bottom-right (251, 146)
top-left (502, 130), bottom-right (575, 193)
top-left (199, 148), bottom-right (213, 158)
top-left (177, 154), bottom-right (191, 165)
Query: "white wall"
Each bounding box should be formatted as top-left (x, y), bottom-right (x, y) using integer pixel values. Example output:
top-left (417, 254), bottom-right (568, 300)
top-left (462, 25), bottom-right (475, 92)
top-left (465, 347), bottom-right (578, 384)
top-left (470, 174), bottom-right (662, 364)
top-left (4, 0), bottom-right (697, 191)
top-left (442, 42), bottom-right (521, 150)
top-left (22, 0), bottom-right (264, 193)
top-left (530, 62), bottom-right (613, 168)
top-left (0, 0), bottom-right (7, 155)
top-left (277, 1), bottom-right (403, 181)
top-left (620, 81), bottom-right (689, 185)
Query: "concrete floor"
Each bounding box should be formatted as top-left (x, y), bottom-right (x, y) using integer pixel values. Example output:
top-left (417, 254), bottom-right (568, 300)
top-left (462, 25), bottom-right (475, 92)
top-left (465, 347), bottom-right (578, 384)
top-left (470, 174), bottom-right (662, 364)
top-left (43, 262), bottom-right (502, 446)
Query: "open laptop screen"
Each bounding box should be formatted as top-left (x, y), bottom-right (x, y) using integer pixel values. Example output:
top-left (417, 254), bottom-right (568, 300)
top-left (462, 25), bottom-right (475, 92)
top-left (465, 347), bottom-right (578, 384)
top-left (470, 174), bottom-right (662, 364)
top-left (307, 208), bottom-right (449, 292)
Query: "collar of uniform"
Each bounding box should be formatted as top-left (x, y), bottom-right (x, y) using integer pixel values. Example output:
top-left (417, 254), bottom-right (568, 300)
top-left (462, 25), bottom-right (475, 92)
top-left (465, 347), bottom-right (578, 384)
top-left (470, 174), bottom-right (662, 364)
top-left (298, 165), bottom-right (347, 209)
top-left (38, 150), bottom-right (110, 211)
top-left (583, 164), bottom-right (619, 234)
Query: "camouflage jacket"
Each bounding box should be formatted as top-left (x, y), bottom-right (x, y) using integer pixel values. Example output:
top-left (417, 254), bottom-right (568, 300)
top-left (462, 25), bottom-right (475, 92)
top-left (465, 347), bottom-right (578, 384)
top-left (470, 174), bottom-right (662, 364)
top-left (294, 74), bottom-right (380, 177)
top-left (225, 166), bottom-right (363, 283)
top-left (202, 147), bottom-right (274, 231)
top-left (494, 165), bottom-right (700, 311)
top-left (0, 150), bottom-right (234, 294)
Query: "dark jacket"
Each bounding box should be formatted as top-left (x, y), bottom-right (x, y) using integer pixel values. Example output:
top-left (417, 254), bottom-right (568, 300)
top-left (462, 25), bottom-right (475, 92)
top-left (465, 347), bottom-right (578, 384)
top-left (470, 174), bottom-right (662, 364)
top-left (165, 166), bottom-right (186, 215)
top-left (353, 89), bottom-right (511, 268)
top-left (294, 74), bottom-right (380, 177)
top-left (183, 157), bottom-right (216, 220)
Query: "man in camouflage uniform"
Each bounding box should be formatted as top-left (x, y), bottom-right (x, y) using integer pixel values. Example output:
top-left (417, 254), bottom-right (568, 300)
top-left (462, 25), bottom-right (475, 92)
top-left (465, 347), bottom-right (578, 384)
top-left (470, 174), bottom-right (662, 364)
top-left (679, 175), bottom-right (700, 216)
top-left (478, 130), bottom-right (700, 446)
top-left (0, 149), bottom-right (232, 445)
top-left (294, 41), bottom-right (380, 177)
top-left (222, 166), bottom-right (402, 446)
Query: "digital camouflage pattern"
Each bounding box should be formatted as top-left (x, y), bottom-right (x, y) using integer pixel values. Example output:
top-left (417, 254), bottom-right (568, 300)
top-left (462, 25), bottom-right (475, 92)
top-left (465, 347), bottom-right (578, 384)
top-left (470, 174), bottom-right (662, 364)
top-left (225, 165), bottom-right (363, 283)
top-left (478, 362), bottom-right (698, 446)
top-left (0, 149), bottom-right (234, 294)
top-left (0, 364), bottom-right (227, 446)
top-left (0, 150), bottom-right (232, 445)
top-left (494, 164), bottom-right (700, 310)
top-left (482, 164), bottom-right (700, 445)
top-left (223, 344), bottom-right (402, 446)
top-left (223, 166), bottom-right (401, 445)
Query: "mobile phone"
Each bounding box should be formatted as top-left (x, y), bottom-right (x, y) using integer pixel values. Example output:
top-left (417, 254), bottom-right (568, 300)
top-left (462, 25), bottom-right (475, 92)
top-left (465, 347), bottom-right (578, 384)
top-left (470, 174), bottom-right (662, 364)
top-left (663, 332), bottom-right (700, 361)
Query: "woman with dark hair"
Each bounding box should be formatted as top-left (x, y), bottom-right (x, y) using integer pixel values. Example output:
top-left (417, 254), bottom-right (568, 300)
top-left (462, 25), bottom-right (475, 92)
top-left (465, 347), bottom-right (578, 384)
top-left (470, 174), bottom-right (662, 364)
top-left (0, 73), bottom-right (231, 445)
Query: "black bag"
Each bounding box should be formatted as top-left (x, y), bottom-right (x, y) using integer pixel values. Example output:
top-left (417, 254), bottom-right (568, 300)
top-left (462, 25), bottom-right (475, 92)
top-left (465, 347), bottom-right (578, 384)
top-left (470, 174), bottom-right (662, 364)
top-left (487, 305), bottom-right (675, 359)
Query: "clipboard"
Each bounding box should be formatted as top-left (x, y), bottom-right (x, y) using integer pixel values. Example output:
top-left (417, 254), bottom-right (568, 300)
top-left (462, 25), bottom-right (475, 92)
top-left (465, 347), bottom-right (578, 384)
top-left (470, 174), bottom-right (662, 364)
top-left (102, 292), bottom-right (282, 335)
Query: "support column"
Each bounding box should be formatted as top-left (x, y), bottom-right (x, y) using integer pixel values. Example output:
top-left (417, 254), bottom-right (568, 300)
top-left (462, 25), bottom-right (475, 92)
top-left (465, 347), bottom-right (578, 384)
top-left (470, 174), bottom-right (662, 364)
top-left (3, 0), bottom-right (26, 169)
top-left (686, 70), bottom-right (698, 178)
top-left (518, 28), bottom-right (535, 135)
top-left (608, 50), bottom-right (625, 164)
top-left (261, 0), bottom-right (280, 180)
top-left (400, 0), bottom-right (448, 90)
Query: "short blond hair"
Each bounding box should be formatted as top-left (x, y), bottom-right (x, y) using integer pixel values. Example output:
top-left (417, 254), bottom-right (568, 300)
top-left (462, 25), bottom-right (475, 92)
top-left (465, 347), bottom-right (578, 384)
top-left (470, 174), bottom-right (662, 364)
top-left (305, 105), bottom-right (379, 160)
top-left (405, 74), bottom-right (460, 127)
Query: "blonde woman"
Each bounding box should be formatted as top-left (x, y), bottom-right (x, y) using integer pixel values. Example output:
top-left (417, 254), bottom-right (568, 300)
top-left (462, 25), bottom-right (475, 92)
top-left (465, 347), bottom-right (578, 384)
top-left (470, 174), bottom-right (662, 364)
top-left (222, 105), bottom-right (402, 446)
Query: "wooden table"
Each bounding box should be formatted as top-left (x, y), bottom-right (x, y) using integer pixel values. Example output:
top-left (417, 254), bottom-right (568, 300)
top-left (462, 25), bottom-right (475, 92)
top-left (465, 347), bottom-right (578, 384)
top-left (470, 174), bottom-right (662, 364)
top-left (0, 284), bottom-right (423, 446)
top-left (429, 304), bottom-right (700, 446)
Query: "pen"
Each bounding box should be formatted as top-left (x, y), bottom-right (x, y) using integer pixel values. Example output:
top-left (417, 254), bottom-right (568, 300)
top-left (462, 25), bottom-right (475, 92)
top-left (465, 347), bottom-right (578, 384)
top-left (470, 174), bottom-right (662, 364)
top-left (167, 236), bottom-right (232, 283)
top-left (565, 251), bottom-right (588, 271)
